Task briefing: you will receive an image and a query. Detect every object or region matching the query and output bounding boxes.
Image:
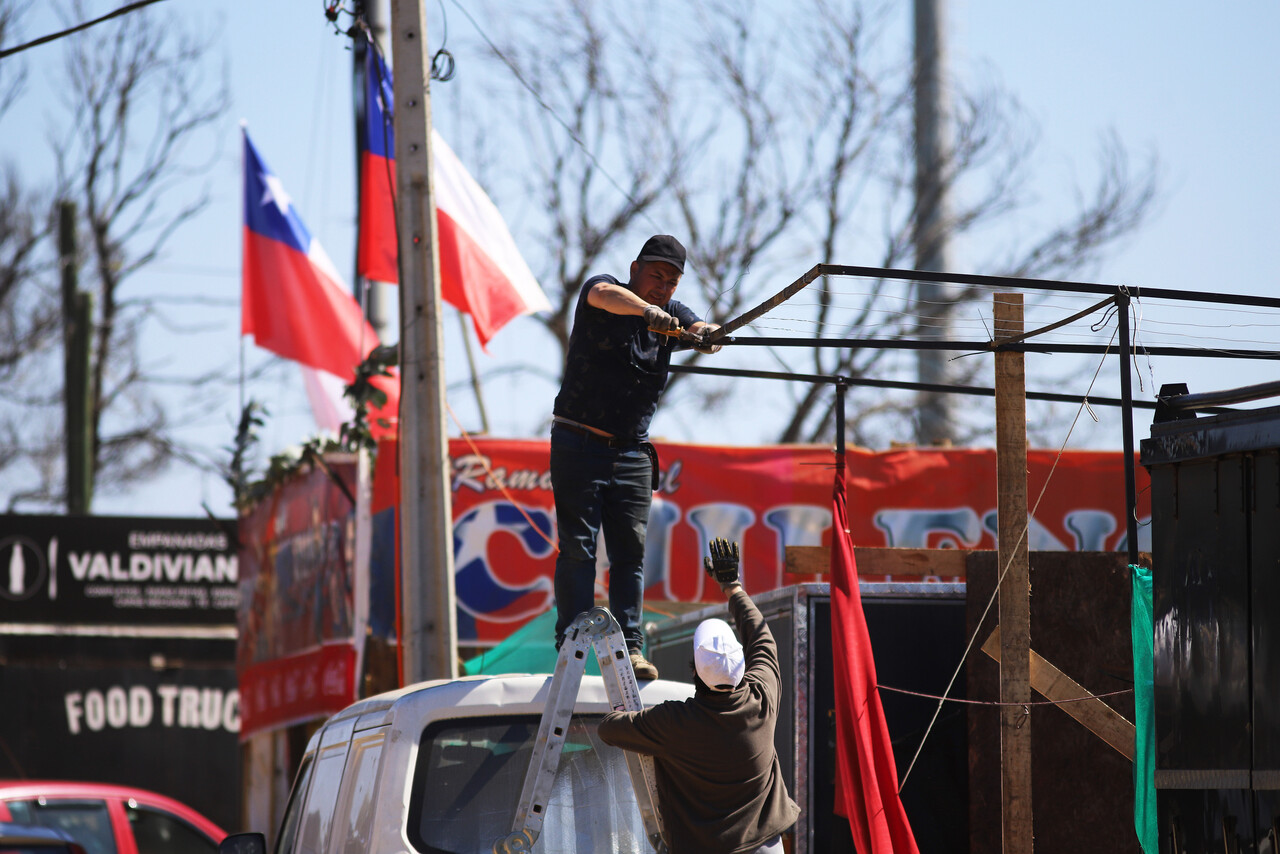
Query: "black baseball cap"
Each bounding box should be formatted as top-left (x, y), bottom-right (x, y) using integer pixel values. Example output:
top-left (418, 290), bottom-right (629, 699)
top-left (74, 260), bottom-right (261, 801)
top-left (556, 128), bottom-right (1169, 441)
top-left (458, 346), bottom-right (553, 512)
top-left (636, 234), bottom-right (686, 274)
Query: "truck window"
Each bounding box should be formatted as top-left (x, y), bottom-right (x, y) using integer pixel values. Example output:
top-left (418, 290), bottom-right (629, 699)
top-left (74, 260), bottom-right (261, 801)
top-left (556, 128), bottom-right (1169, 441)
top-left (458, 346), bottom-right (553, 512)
top-left (273, 756), bottom-right (315, 854)
top-left (332, 731), bottom-right (386, 854)
top-left (407, 715), bottom-right (649, 854)
top-left (296, 731), bottom-right (350, 854)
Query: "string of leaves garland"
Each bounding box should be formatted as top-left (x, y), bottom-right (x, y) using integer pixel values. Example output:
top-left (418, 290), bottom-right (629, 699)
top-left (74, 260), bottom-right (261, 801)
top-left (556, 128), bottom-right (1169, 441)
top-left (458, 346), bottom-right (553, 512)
top-left (225, 344), bottom-right (398, 510)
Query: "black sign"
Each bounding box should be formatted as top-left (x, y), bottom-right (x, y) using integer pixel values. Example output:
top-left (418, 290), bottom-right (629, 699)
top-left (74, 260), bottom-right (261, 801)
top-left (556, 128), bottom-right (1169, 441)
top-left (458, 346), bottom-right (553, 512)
top-left (0, 636), bottom-right (241, 831)
top-left (0, 515), bottom-right (238, 626)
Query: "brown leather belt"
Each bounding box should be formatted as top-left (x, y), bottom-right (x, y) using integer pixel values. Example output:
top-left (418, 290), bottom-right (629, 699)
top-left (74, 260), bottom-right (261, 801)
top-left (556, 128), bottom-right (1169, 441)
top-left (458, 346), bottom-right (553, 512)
top-left (552, 418), bottom-right (633, 448)
top-left (553, 418), bottom-right (660, 489)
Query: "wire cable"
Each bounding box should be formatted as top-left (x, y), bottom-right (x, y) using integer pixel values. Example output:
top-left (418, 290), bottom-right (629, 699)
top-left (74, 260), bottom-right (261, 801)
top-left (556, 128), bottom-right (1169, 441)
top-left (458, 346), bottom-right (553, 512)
top-left (0, 0), bottom-right (168, 59)
top-left (898, 323), bottom-right (1120, 792)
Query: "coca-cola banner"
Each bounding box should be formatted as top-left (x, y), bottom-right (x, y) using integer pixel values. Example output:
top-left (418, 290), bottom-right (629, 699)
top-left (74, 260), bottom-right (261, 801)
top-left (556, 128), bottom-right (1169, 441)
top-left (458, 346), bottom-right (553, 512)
top-left (373, 438), bottom-right (1150, 646)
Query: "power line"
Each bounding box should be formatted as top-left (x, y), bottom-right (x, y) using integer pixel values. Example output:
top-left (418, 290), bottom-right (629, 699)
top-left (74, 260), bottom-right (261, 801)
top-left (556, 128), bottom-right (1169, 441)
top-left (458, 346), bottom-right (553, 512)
top-left (0, 0), bottom-right (168, 59)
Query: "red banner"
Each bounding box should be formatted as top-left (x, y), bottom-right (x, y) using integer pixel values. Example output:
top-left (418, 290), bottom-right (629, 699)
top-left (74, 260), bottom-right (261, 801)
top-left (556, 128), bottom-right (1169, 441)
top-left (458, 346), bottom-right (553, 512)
top-left (375, 438), bottom-right (1150, 646)
top-left (238, 644), bottom-right (356, 737)
top-left (236, 458), bottom-right (360, 736)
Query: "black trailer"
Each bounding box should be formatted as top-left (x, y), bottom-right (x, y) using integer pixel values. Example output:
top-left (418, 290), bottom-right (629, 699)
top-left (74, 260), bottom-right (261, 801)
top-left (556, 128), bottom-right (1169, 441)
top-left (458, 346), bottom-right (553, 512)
top-left (1142, 398), bottom-right (1280, 852)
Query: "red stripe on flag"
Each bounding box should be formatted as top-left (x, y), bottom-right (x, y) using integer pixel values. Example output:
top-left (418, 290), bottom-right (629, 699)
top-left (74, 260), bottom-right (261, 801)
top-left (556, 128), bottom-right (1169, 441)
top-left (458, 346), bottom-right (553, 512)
top-left (358, 151), bottom-right (399, 284)
top-left (830, 453), bottom-right (921, 854)
top-left (438, 208), bottom-right (529, 348)
top-left (242, 227), bottom-right (377, 380)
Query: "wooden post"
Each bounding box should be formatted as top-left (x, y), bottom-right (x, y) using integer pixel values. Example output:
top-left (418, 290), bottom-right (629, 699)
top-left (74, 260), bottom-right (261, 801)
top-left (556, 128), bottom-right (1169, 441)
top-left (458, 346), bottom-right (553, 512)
top-left (60, 200), bottom-right (94, 515)
top-left (391, 0), bottom-right (458, 682)
top-left (994, 293), bottom-right (1032, 852)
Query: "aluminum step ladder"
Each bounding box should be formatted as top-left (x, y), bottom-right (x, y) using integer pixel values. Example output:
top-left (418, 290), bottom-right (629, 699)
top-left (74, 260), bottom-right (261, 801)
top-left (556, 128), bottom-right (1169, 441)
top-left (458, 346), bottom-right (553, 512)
top-left (493, 607), bottom-right (666, 854)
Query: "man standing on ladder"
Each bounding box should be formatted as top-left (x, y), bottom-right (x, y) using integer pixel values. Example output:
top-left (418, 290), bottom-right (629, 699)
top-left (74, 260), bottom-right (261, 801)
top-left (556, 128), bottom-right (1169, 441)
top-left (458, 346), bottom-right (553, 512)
top-left (598, 538), bottom-right (800, 853)
top-left (551, 234), bottom-right (721, 680)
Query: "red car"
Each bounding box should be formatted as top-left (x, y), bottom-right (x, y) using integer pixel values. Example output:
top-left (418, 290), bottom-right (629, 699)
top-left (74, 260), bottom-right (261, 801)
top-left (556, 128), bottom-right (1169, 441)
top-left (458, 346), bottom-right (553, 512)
top-left (0, 783), bottom-right (225, 854)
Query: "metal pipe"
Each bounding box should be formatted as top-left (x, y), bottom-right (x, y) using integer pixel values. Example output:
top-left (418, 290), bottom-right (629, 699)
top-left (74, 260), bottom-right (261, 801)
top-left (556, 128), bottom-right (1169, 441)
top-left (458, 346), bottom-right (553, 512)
top-left (669, 364), bottom-right (1235, 413)
top-left (1117, 293), bottom-right (1140, 565)
top-left (715, 337), bottom-right (1280, 360)
top-left (1159, 379), bottom-right (1280, 410)
top-left (813, 263), bottom-right (1280, 309)
top-left (835, 381), bottom-right (847, 456)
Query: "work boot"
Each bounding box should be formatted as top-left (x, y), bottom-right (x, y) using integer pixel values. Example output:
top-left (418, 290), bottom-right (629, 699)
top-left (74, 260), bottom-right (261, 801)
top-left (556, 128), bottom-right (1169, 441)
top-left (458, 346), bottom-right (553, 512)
top-left (628, 650), bottom-right (659, 680)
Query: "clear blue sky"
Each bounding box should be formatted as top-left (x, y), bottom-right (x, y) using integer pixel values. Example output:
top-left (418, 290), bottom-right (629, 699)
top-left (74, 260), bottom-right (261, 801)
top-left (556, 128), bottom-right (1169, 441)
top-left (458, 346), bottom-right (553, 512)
top-left (3, 0), bottom-right (1278, 517)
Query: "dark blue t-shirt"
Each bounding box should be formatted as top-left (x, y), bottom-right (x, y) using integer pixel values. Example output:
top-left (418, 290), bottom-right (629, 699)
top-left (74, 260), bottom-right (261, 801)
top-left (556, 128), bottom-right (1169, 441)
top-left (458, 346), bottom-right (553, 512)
top-left (552, 274), bottom-right (701, 440)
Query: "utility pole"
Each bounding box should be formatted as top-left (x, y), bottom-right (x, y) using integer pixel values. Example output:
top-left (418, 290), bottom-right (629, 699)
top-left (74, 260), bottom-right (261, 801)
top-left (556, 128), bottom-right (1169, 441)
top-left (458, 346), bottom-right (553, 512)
top-left (60, 201), bottom-right (93, 515)
top-left (913, 0), bottom-right (956, 445)
top-left (994, 293), bottom-right (1032, 853)
top-left (354, 0), bottom-right (391, 342)
top-left (389, 0), bottom-right (457, 682)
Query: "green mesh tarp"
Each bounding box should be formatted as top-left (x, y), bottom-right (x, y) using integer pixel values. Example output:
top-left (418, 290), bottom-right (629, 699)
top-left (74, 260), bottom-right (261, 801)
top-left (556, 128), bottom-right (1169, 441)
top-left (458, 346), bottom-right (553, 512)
top-left (1130, 563), bottom-right (1157, 854)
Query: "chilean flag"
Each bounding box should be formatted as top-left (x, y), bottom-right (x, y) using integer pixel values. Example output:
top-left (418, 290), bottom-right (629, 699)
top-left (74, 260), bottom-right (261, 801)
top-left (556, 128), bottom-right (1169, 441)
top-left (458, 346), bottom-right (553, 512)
top-left (241, 128), bottom-right (399, 436)
top-left (358, 48), bottom-right (551, 347)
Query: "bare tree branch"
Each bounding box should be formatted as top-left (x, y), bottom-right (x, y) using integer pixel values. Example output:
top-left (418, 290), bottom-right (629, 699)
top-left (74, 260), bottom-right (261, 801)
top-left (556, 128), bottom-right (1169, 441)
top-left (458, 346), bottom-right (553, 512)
top-left (1, 0), bottom-right (228, 511)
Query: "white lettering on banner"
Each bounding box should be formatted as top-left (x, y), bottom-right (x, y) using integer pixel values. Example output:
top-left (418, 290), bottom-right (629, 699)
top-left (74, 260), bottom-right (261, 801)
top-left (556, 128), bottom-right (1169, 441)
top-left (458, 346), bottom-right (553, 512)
top-left (452, 454), bottom-right (554, 494)
top-left (322, 660), bottom-right (346, 696)
top-left (764, 505), bottom-right (834, 587)
top-left (179, 687), bottom-right (201, 727)
top-left (453, 453), bottom-right (682, 496)
top-left (65, 693), bottom-right (82, 734)
top-left (983, 510), bottom-right (1070, 550)
top-left (1063, 510), bottom-right (1118, 551)
top-left (68, 551), bottom-right (237, 584)
top-left (106, 687), bottom-right (129, 728)
top-left (131, 685), bottom-right (154, 725)
top-left (66, 685), bottom-right (238, 734)
top-left (158, 685), bottom-right (179, 725)
top-left (874, 508), bottom-right (984, 549)
top-left (642, 500), bottom-right (681, 590)
top-left (655, 460), bottom-right (683, 495)
top-left (84, 691), bottom-right (105, 730)
top-left (127, 530), bottom-right (228, 551)
top-left (684, 504), bottom-right (756, 601)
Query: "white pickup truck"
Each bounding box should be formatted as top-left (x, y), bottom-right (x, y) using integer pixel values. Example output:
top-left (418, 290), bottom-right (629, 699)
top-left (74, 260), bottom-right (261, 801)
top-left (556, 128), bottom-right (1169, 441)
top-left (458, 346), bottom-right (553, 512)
top-left (221, 673), bottom-right (693, 854)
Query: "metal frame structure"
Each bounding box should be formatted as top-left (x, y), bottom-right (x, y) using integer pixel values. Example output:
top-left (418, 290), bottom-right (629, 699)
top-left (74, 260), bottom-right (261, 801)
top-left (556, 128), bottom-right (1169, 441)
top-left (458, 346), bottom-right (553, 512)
top-left (689, 262), bottom-right (1280, 569)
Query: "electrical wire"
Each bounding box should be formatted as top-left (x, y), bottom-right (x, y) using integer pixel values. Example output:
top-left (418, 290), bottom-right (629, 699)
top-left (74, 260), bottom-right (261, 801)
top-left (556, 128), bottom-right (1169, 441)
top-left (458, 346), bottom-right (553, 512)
top-left (0, 0), bottom-right (168, 59)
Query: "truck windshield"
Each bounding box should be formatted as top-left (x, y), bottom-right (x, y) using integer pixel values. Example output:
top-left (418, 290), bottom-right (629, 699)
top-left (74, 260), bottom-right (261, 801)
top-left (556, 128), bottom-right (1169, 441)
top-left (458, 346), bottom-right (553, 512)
top-left (407, 715), bottom-right (650, 854)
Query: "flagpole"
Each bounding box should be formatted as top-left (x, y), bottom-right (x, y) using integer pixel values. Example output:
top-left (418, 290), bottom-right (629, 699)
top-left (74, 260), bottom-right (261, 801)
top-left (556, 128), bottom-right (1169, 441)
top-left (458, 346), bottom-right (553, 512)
top-left (353, 1), bottom-right (391, 342)
top-left (457, 310), bottom-right (491, 434)
top-left (390, 0), bottom-right (458, 682)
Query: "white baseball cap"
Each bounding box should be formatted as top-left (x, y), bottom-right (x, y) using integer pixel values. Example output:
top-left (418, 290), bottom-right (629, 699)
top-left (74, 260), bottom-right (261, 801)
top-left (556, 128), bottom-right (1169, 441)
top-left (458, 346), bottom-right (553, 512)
top-left (693, 618), bottom-right (745, 691)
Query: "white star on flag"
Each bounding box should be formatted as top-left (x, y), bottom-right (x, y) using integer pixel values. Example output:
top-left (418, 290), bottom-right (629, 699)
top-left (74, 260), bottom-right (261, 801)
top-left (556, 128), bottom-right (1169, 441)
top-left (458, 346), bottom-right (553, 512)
top-left (260, 172), bottom-right (293, 216)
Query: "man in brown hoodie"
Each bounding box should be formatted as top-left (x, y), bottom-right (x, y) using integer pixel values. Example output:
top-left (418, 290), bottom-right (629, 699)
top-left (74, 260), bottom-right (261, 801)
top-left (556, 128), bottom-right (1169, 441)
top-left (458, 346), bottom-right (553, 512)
top-left (598, 538), bottom-right (800, 854)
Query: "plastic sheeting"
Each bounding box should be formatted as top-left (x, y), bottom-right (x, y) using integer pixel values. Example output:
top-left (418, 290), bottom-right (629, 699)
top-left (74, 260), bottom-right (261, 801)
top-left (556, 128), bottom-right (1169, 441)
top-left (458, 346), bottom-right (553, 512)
top-left (1130, 563), bottom-right (1157, 854)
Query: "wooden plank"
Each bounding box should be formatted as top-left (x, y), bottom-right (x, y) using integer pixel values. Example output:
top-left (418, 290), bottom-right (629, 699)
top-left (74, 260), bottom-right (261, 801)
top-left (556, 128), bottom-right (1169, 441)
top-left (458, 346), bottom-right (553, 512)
top-left (783, 546), bottom-right (973, 577)
top-left (994, 292), bottom-right (1032, 853)
top-left (982, 627), bottom-right (1136, 761)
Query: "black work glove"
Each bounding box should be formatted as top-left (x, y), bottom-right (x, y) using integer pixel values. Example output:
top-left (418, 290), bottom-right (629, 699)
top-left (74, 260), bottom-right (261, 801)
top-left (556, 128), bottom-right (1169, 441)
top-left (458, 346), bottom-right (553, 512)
top-left (693, 324), bottom-right (723, 355)
top-left (703, 537), bottom-right (741, 586)
top-left (643, 304), bottom-right (679, 333)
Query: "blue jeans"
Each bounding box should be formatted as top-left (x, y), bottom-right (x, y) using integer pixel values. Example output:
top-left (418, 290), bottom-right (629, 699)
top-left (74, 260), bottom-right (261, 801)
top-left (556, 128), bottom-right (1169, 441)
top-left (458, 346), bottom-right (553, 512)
top-left (550, 424), bottom-right (652, 651)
